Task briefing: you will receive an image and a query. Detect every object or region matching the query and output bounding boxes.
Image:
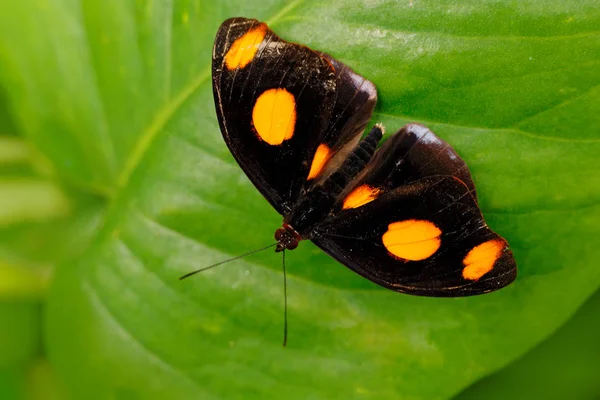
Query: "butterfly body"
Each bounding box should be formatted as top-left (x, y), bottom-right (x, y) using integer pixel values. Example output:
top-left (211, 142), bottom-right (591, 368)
top-left (211, 17), bottom-right (517, 297)
top-left (284, 124), bottom-right (384, 238)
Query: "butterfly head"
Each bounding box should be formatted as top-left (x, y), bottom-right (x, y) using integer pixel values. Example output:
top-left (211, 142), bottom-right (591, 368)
top-left (274, 223), bottom-right (302, 252)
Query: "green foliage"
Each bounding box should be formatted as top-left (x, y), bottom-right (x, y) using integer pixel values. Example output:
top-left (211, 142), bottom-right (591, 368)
top-left (456, 290), bottom-right (600, 400)
top-left (0, 0), bottom-right (598, 399)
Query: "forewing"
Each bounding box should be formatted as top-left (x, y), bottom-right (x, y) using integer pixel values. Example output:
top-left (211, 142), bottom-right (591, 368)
top-left (212, 18), bottom-right (337, 213)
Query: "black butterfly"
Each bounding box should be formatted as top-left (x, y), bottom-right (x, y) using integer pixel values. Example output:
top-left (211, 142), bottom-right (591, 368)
top-left (183, 16), bottom-right (516, 304)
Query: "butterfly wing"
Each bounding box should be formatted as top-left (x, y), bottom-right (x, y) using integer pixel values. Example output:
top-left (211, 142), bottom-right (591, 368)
top-left (212, 18), bottom-right (376, 214)
top-left (312, 125), bottom-right (516, 296)
top-left (304, 52), bottom-right (378, 184)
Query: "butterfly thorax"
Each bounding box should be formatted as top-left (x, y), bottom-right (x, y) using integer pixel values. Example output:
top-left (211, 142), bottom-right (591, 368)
top-left (285, 187), bottom-right (334, 237)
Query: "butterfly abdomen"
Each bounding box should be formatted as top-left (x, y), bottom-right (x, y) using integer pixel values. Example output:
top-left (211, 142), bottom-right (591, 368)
top-left (327, 124), bottom-right (383, 192)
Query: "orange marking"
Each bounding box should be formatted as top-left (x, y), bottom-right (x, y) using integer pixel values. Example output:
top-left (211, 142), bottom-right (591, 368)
top-left (462, 239), bottom-right (504, 280)
top-left (307, 144), bottom-right (331, 179)
top-left (252, 88), bottom-right (296, 145)
top-left (382, 220), bottom-right (442, 261)
top-left (342, 185), bottom-right (381, 209)
top-left (224, 24), bottom-right (267, 70)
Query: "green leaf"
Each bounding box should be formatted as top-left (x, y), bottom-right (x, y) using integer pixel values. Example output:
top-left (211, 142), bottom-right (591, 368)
top-left (26, 359), bottom-right (68, 400)
top-left (0, 366), bottom-right (24, 400)
top-left (0, 359), bottom-right (67, 400)
top-left (454, 288), bottom-right (600, 400)
top-left (0, 301), bottom-right (41, 369)
top-left (0, 0), bottom-right (598, 399)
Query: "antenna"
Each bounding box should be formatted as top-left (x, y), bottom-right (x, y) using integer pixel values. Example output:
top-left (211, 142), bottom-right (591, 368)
top-left (178, 243), bottom-right (277, 280)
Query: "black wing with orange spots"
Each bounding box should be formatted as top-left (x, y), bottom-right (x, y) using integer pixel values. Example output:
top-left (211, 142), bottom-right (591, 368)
top-left (212, 18), bottom-right (376, 214)
top-left (311, 126), bottom-right (516, 296)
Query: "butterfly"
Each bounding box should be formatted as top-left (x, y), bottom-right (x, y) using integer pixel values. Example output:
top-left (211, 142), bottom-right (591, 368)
top-left (184, 17), bottom-right (516, 302)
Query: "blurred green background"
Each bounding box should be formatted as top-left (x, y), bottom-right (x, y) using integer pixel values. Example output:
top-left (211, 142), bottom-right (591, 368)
top-left (0, 0), bottom-right (599, 399)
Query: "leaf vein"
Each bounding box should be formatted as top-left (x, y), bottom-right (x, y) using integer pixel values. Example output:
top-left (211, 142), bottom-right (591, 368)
top-left (515, 83), bottom-right (600, 127)
top-left (116, 68), bottom-right (210, 189)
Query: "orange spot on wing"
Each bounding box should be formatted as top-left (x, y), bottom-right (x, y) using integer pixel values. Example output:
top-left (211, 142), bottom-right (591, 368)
top-left (224, 24), bottom-right (267, 70)
top-left (252, 88), bottom-right (296, 145)
top-left (307, 144), bottom-right (331, 179)
top-left (462, 239), bottom-right (505, 280)
top-left (342, 185), bottom-right (381, 209)
top-left (382, 220), bottom-right (441, 261)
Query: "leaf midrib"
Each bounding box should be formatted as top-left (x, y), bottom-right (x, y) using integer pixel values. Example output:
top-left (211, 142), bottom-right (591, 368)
top-left (116, 68), bottom-right (211, 190)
